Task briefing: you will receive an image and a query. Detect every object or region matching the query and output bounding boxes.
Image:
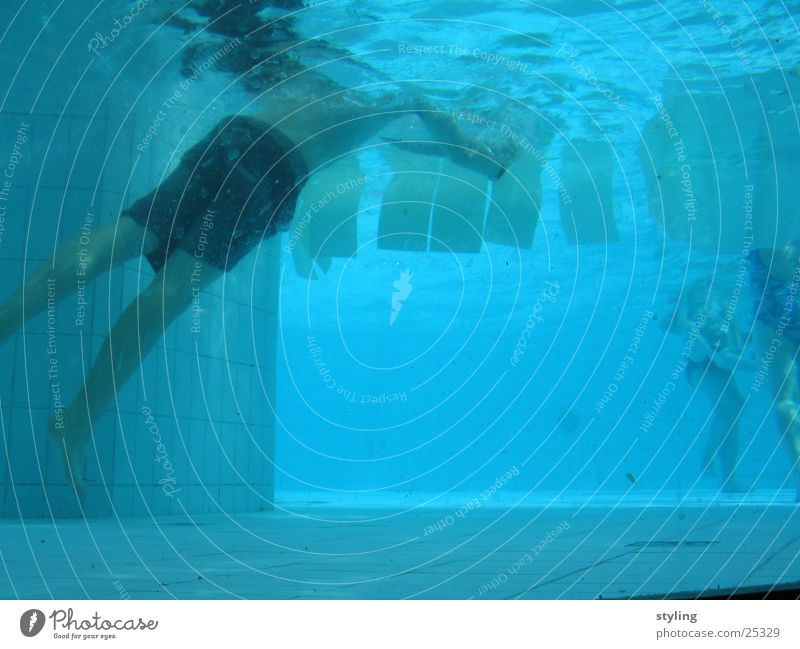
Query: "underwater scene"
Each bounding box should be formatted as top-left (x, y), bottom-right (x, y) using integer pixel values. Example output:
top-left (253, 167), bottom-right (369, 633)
top-left (0, 0), bottom-right (798, 601)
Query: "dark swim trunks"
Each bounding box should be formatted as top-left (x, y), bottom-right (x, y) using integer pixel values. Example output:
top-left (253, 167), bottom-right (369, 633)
top-left (123, 115), bottom-right (308, 272)
top-left (750, 243), bottom-right (800, 344)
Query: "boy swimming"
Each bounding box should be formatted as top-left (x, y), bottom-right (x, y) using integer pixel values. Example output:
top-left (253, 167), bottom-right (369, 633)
top-left (0, 54), bottom-right (514, 501)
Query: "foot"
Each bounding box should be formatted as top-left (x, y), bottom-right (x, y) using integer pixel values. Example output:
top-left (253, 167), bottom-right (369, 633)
top-left (702, 460), bottom-right (718, 478)
top-left (47, 409), bottom-right (90, 503)
top-left (721, 475), bottom-right (747, 494)
top-left (701, 442), bottom-right (719, 477)
top-left (0, 313), bottom-right (15, 348)
top-left (776, 399), bottom-right (799, 426)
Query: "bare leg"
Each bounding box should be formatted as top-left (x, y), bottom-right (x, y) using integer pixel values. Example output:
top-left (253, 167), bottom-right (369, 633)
top-left (0, 216), bottom-right (159, 343)
top-left (756, 323), bottom-right (800, 498)
top-left (690, 366), bottom-right (745, 492)
top-left (706, 368), bottom-right (745, 492)
top-left (48, 248), bottom-right (221, 500)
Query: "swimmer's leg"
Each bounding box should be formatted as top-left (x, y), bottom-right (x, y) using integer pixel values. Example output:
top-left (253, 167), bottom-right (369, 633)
top-left (48, 248), bottom-right (222, 501)
top-left (696, 366), bottom-right (745, 492)
top-left (686, 367), bottom-right (717, 476)
top-left (0, 216), bottom-right (159, 344)
top-left (713, 376), bottom-right (745, 493)
top-left (757, 323), bottom-right (800, 500)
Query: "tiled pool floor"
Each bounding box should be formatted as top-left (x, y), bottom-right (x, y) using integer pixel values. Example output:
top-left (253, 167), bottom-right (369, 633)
top-left (1, 502), bottom-right (798, 599)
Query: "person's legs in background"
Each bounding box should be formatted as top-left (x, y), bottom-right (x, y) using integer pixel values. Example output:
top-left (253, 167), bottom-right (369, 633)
top-left (688, 364), bottom-right (746, 493)
top-left (755, 322), bottom-right (800, 500)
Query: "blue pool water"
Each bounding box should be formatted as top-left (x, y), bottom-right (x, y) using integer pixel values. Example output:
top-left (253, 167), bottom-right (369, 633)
top-left (0, 1), bottom-right (799, 600)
